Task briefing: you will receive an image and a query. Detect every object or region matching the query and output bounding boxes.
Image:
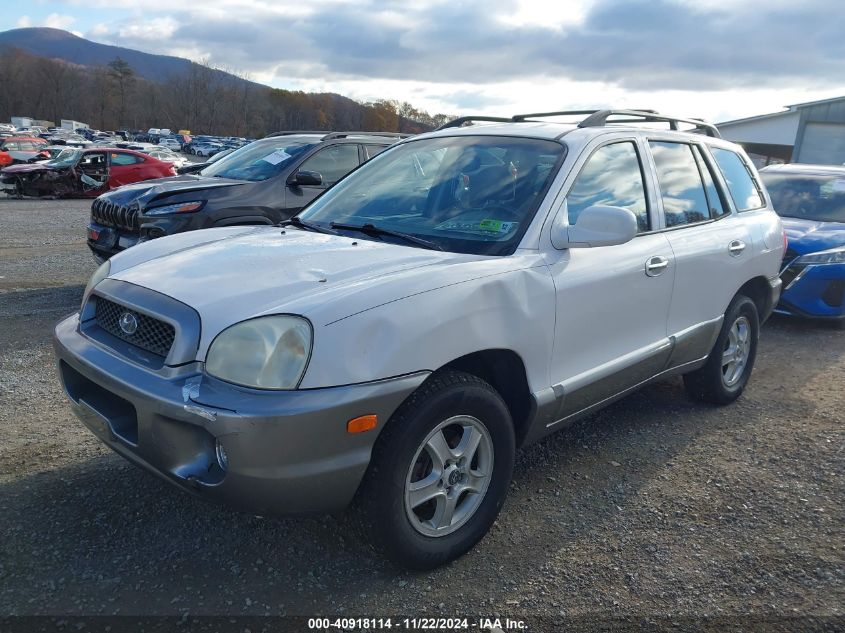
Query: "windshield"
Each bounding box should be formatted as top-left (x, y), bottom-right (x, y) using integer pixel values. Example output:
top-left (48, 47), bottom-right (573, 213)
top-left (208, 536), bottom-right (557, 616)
top-left (45, 148), bottom-right (83, 168)
top-left (298, 136), bottom-right (565, 255)
top-left (761, 172), bottom-right (845, 223)
top-left (200, 138), bottom-right (316, 181)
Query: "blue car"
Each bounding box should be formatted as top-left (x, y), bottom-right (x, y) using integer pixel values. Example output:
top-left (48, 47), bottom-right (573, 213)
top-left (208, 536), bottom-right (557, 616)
top-left (760, 164), bottom-right (845, 327)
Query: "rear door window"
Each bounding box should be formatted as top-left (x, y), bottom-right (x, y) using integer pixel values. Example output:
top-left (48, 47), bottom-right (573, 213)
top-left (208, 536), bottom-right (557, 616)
top-left (692, 145), bottom-right (728, 218)
top-left (710, 147), bottom-right (764, 211)
top-left (110, 152), bottom-right (144, 166)
top-left (649, 141), bottom-right (710, 227)
top-left (365, 144), bottom-right (388, 160)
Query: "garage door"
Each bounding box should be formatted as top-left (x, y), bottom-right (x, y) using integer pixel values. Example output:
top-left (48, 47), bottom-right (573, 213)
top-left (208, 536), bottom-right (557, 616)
top-left (797, 122), bottom-right (845, 165)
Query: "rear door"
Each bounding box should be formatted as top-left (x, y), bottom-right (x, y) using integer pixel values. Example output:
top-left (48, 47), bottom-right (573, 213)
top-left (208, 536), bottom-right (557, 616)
top-left (547, 137), bottom-right (676, 420)
top-left (644, 139), bottom-right (754, 368)
top-left (108, 152), bottom-right (147, 187)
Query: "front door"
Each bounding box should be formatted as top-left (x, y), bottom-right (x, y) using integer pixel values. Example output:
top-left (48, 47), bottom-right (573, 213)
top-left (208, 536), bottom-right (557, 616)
top-left (286, 144), bottom-right (361, 213)
top-left (547, 139), bottom-right (675, 421)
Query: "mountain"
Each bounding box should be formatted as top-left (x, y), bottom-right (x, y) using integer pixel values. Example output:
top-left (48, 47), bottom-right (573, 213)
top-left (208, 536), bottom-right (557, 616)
top-left (0, 27), bottom-right (445, 136)
top-left (0, 27), bottom-right (200, 83)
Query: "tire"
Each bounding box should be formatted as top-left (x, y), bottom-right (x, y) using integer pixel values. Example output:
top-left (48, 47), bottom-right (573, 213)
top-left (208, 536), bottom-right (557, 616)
top-left (684, 294), bottom-right (759, 405)
top-left (357, 370), bottom-right (515, 569)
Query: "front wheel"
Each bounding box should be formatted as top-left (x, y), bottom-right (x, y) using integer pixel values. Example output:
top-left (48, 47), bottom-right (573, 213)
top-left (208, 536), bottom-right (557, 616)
top-left (358, 370), bottom-right (515, 569)
top-left (684, 294), bottom-right (760, 404)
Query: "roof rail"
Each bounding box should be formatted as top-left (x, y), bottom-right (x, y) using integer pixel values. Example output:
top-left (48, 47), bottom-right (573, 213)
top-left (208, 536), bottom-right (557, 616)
top-left (264, 130), bottom-right (330, 138)
top-left (578, 110), bottom-right (721, 138)
top-left (320, 131), bottom-right (410, 140)
top-left (435, 109), bottom-right (720, 137)
top-left (435, 116), bottom-right (513, 130)
top-left (510, 109), bottom-right (602, 122)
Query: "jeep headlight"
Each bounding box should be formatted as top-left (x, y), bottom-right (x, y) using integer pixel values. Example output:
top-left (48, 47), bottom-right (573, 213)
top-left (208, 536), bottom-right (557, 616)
top-left (144, 201), bottom-right (205, 216)
top-left (205, 316), bottom-right (312, 390)
top-left (796, 246), bottom-right (845, 265)
top-left (82, 260), bottom-right (110, 308)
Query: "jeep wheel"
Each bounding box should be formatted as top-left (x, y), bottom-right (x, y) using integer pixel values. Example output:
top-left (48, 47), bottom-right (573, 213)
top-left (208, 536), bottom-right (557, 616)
top-left (359, 370), bottom-right (515, 569)
top-left (684, 294), bottom-right (759, 404)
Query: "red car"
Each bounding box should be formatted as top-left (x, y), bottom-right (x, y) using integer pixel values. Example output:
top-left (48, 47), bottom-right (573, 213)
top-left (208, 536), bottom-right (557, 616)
top-left (0, 136), bottom-right (50, 167)
top-left (0, 147), bottom-right (177, 198)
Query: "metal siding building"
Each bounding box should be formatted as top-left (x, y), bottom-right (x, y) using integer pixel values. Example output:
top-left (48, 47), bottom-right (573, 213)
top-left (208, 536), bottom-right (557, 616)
top-left (717, 96), bottom-right (845, 166)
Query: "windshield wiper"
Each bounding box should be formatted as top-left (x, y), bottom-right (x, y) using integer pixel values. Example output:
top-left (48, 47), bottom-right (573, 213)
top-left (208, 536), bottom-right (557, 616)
top-left (280, 216), bottom-right (338, 235)
top-left (329, 222), bottom-right (444, 251)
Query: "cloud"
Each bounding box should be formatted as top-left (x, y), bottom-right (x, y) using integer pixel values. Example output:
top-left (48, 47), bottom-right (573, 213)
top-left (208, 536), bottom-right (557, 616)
top-left (43, 13), bottom-right (76, 30)
top-left (85, 0), bottom-right (842, 94)
top-left (16, 16), bottom-right (31, 28)
top-left (77, 0), bottom-right (845, 120)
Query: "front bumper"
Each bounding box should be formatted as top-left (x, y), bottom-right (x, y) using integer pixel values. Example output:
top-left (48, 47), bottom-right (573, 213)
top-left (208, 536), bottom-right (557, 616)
top-left (777, 262), bottom-right (845, 320)
top-left (54, 313), bottom-right (428, 515)
top-left (87, 213), bottom-right (200, 260)
top-left (87, 222), bottom-right (141, 260)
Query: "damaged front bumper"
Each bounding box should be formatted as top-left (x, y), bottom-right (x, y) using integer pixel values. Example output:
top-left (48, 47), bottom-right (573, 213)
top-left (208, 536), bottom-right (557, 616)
top-left (53, 312), bottom-right (428, 515)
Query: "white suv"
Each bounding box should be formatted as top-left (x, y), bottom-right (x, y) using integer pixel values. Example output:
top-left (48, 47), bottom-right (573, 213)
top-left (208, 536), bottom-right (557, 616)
top-left (54, 110), bottom-right (784, 569)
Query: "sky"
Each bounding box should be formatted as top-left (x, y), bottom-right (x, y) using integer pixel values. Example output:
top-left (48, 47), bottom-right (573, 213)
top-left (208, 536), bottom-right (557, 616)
top-left (4, 0), bottom-right (844, 123)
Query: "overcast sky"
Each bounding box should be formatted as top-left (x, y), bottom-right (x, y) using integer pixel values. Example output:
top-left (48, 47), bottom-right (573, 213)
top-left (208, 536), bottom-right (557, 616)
top-left (5, 0), bottom-right (844, 122)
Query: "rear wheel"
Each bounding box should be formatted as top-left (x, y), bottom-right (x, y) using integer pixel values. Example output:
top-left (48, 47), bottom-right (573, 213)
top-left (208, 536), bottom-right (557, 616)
top-left (684, 294), bottom-right (759, 404)
top-left (358, 370), bottom-right (515, 569)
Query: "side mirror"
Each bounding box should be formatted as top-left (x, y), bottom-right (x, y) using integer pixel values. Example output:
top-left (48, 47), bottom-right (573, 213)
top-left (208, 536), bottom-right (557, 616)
top-left (551, 203), bottom-right (638, 249)
top-left (287, 170), bottom-right (322, 187)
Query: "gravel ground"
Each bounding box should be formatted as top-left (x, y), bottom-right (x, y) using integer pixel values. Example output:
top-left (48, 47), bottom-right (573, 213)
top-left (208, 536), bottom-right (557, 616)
top-left (0, 199), bottom-right (843, 631)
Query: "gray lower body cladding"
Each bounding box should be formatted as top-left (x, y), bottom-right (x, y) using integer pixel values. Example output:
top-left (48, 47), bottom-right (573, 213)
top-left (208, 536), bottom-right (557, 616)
top-left (53, 314), bottom-right (428, 515)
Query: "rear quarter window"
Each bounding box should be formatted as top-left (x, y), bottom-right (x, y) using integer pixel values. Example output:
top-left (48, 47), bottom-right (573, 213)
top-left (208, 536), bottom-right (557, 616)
top-left (710, 147), bottom-right (765, 211)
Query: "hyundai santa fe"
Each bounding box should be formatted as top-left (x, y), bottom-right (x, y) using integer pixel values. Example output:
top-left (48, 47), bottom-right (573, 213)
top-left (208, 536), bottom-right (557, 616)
top-left (54, 109), bottom-right (784, 569)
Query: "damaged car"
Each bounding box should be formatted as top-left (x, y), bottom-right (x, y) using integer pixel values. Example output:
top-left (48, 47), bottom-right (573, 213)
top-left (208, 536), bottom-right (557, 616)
top-left (0, 147), bottom-right (176, 198)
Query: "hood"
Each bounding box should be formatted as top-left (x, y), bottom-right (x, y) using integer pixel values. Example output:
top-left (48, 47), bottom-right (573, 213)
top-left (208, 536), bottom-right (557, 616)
top-left (781, 217), bottom-right (845, 256)
top-left (1, 161), bottom-right (52, 174)
top-left (98, 174), bottom-right (247, 207)
top-left (108, 227), bottom-right (518, 355)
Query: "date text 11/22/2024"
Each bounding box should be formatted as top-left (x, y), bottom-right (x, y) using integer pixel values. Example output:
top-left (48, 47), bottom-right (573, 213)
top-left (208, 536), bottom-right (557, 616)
top-left (307, 617), bottom-right (527, 631)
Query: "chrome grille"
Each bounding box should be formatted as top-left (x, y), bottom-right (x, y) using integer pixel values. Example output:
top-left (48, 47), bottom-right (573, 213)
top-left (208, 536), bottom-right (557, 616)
top-left (91, 198), bottom-right (139, 231)
top-left (95, 297), bottom-right (175, 357)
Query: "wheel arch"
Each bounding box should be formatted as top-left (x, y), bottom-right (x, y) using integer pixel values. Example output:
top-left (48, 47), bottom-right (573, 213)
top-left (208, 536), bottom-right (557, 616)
top-left (438, 349), bottom-right (533, 447)
top-left (735, 275), bottom-right (772, 321)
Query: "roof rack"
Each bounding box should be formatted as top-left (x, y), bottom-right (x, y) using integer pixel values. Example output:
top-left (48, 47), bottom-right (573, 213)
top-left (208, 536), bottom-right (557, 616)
top-left (510, 109), bottom-right (605, 122)
top-left (435, 116), bottom-right (513, 130)
top-left (320, 131), bottom-right (411, 140)
top-left (264, 130), bottom-right (330, 138)
top-left (578, 110), bottom-right (721, 138)
top-left (435, 109), bottom-right (721, 138)
top-left (264, 130), bottom-right (411, 140)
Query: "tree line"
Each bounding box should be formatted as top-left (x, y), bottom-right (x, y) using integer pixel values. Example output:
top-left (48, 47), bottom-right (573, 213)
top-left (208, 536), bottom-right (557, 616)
top-left (0, 47), bottom-right (454, 136)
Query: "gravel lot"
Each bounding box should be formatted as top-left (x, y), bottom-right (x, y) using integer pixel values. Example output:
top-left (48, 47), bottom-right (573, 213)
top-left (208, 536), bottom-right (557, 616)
top-left (0, 198), bottom-right (843, 631)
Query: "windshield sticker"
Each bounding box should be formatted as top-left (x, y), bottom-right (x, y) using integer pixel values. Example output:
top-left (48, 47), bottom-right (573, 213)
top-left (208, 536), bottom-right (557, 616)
top-left (435, 218), bottom-right (518, 236)
top-left (478, 219), bottom-right (517, 233)
top-left (261, 149), bottom-right (292, 165)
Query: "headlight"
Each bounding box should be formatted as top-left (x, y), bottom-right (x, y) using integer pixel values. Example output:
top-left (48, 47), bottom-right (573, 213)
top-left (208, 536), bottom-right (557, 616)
top-left (82, 260), bottom-right (110, 308)
top-left (205, 315), bottom-right (312, 390)
top-left (143, 201), bottom-right (205, 216)
top-left (796, 246), bottom-right (845, 265)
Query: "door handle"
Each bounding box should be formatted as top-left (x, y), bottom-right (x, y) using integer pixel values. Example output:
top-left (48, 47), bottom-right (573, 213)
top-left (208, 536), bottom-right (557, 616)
top-left (645, 255), bottom-right (670, 277)
top-left (728, 240), bottom-right (746, 256)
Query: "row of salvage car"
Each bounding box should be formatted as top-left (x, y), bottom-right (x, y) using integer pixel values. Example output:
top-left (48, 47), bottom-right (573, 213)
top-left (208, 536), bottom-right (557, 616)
top-left (1, 145), bottom-right (178, 198)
